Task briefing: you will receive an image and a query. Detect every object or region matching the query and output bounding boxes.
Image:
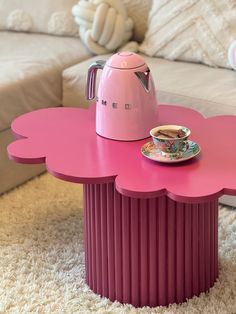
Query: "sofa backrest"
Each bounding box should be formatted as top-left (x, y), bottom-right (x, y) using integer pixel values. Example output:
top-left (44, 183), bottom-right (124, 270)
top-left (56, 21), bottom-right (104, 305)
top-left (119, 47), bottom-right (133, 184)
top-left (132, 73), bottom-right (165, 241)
top-left (0, 0), bottom-right (153, 43)
top-left (0, 0), bottom-right (79, 37)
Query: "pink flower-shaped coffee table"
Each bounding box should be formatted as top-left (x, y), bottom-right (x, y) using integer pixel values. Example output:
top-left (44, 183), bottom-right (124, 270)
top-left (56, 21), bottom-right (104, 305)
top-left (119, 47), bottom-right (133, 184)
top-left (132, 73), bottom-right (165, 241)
top-left (8, 104), bottom-right (236, 307)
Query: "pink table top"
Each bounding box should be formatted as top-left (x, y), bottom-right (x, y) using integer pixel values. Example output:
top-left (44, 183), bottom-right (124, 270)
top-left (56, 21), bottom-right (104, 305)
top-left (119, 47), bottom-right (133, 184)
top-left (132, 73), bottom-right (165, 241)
top-left (8, 104), bottom-right (236, 203)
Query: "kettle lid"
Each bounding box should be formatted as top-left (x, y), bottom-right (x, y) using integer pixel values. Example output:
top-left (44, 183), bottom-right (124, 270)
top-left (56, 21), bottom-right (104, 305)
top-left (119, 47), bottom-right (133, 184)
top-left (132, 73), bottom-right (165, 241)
top-left (106, 52), bottom-right (145, 69)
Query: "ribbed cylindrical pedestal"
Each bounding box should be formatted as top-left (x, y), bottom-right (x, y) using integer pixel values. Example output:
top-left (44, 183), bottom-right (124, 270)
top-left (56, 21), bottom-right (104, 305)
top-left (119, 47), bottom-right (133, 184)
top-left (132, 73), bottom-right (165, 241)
top-left (83, 183), bottom-right (218, 307)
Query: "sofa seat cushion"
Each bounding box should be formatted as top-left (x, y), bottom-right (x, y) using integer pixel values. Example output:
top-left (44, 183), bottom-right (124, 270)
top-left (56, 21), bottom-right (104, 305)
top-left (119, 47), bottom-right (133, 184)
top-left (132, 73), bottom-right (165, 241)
top-left (0, 31), bottom-right (91, 132)
top-left (62, 54), bottom-right (236, 118)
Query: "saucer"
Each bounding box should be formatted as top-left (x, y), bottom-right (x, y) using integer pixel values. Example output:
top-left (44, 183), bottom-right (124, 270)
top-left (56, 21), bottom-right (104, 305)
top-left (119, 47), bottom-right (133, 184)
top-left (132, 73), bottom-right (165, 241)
top-left (141, 140), bottom-right (201, 163)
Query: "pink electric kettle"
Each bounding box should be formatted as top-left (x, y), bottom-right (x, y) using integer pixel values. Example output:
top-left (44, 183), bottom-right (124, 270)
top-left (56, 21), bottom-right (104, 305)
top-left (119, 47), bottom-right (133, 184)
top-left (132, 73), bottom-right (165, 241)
top-left (86, 52), bottom-right (158, 141)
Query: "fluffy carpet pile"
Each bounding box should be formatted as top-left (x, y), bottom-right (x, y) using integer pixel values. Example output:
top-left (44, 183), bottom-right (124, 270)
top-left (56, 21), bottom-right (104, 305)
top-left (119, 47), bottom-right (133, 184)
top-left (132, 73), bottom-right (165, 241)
top-left (0, 174), bottom-right (235, 313)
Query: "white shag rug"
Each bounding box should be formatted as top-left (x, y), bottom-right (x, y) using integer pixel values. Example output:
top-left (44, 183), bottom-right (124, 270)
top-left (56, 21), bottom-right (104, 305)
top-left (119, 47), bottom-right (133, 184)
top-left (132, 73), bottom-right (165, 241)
top-left (0, 174), bottom-right (235, 314)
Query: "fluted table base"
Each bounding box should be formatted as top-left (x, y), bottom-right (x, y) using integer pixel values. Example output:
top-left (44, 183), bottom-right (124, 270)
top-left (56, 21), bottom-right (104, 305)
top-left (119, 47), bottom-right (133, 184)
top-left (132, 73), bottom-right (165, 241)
top-left (83, 183), bottom-right (218, 307)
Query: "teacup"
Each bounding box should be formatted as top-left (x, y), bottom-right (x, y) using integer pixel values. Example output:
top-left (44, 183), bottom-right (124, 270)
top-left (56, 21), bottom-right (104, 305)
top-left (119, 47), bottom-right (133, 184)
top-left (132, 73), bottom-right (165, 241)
top-left (150, 125), bottom-right (191, 157)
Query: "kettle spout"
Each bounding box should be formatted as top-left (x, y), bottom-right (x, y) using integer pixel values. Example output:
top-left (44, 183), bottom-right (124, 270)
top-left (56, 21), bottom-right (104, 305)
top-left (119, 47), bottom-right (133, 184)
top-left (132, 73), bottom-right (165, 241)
top-left (134, 68), bottom-right (150, 92)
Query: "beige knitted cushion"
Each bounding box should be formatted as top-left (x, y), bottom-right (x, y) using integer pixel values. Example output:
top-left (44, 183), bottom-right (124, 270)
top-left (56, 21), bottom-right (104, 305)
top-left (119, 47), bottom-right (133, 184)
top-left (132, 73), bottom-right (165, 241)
top-left (122, 0), bottom-right (152, 42)
top-left (140, 0), bottom-right (236, 68)
top-left (0, 0), bottom-right (79, 37)
top-left (72, 0), bottom-right (134, 54)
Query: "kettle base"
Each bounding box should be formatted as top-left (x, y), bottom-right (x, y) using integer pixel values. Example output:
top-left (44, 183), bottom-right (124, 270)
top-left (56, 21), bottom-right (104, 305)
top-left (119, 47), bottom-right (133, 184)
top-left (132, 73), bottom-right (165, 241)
top-left (96, 131), bottom-right (151, 142)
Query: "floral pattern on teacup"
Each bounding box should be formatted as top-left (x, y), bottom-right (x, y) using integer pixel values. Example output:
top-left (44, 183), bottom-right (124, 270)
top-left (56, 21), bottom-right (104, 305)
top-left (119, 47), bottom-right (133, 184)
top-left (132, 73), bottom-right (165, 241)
top-left (142, 141), bottom-right (200, 163)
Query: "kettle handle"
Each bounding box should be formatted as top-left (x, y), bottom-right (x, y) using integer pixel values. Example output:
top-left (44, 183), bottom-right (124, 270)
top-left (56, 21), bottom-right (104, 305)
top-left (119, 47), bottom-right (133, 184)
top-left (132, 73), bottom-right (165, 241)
top-left (86, 60), bottom-right (106, 100)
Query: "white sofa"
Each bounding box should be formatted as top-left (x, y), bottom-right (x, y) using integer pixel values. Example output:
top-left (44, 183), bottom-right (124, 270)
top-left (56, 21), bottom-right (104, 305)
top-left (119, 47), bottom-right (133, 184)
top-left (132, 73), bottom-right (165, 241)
top-left (1, 1), bottom-right (236, 207)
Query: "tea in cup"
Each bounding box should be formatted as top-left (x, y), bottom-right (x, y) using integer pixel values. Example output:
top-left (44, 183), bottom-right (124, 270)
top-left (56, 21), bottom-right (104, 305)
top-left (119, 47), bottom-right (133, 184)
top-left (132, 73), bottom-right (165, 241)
top-left (150, 125), bottom-right (191, 157)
